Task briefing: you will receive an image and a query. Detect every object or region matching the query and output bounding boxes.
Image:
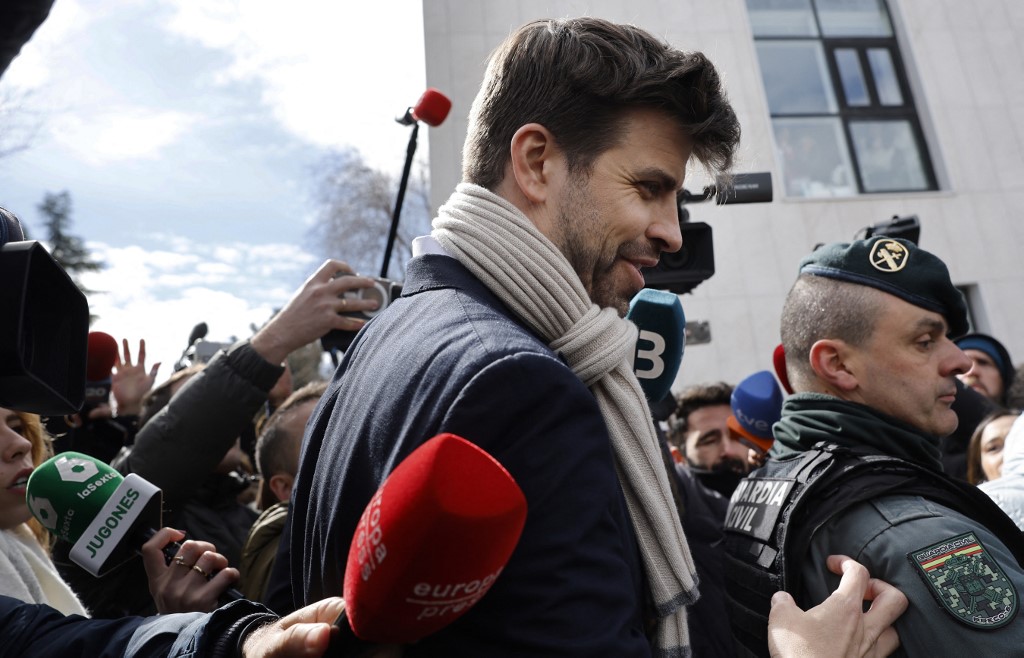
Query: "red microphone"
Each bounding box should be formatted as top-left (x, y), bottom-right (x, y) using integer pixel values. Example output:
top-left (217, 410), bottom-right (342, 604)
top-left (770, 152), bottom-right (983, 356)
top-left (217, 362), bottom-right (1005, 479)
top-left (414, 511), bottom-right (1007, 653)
top-left (83, 331), bottom-right (120, 413)
top-left (86, 331), bottom-right (119, 383)
top-left (772, 343), bottom-right (793, 395)
top-left (397, 88), bottom-right (452, 127)
top-left (334, 433), bottom-right (527, 648)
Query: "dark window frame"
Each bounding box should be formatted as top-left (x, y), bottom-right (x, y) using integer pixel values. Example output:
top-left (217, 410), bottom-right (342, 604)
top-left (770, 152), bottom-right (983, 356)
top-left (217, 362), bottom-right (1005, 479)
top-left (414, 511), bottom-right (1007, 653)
top-left (754, 1), bottom-right (938, 195)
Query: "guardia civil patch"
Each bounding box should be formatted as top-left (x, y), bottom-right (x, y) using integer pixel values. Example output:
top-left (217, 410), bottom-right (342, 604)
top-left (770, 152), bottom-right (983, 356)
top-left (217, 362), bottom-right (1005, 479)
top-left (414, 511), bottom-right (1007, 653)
top-left (909, 532), bottom-right (1018, 629)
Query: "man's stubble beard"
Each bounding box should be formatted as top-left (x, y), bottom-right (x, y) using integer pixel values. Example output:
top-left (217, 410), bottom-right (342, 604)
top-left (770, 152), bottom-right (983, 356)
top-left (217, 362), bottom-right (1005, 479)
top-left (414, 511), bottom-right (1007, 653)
top-left (553, 176), bottom-right (630, 316)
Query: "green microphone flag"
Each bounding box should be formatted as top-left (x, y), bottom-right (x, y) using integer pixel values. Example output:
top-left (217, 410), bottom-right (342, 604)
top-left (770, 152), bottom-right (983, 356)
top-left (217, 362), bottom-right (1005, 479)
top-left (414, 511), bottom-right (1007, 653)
top-left (27, 451), bottom-right (163, 576)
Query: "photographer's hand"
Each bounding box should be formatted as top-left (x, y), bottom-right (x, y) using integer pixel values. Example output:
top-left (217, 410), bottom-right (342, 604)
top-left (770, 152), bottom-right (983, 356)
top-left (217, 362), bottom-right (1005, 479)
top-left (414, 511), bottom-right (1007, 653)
top-left (250, 259), bottom-right (380, 365)
top-left (112, 338), bottom-right (161, 416)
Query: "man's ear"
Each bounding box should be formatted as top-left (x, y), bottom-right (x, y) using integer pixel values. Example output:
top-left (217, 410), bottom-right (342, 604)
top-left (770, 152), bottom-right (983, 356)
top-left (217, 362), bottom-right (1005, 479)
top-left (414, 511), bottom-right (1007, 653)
top-left (808, 339), bottom-right (859, 393)
top-left (268, 473), bottom-right (294, 505)
top-left (508, 123), bottom-right (561, 204)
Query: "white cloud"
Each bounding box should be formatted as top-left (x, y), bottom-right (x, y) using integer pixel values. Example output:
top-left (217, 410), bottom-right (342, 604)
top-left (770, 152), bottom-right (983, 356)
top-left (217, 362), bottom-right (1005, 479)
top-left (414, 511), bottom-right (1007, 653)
top-left (81, 237), bottom-right (320, 386)
top-left (4, 0), bottom-right (418, 386)
top-left (161, 0), bottom-right (427, 170)
top-left (49, 106), bottom-right (194, 165)
top-left (213, 245), bottom-right (243, 264)
top-left (0, 0), bottom-right (92, 90)
top-left (196, 261), bottom-right (238, 276)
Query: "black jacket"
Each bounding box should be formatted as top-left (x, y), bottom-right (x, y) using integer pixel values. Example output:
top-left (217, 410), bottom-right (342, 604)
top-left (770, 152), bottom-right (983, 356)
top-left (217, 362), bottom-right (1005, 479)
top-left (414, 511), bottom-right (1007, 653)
top-left (54, 341), bottom-right (280, 617)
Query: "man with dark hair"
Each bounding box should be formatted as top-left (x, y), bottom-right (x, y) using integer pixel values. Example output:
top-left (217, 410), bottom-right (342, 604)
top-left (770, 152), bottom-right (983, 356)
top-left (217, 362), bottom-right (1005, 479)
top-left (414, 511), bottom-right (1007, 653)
top-left (240, 381), bottom-right (327, 602)
top-left (289, 17), bottom-right (740, 656)
top-left (668, 381), bottom-right (751, 496)
top-left (724, 237), bottom-right (1024, 655)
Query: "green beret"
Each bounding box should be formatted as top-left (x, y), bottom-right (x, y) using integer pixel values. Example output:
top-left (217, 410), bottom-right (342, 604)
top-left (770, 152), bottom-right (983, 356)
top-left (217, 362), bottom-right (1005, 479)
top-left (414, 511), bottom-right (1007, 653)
top-left (798, 237), bottom-right (969, 338)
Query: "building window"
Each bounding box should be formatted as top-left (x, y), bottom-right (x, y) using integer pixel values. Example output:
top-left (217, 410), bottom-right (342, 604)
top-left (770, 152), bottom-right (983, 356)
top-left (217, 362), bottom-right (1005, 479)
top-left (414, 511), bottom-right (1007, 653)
top-left (747, 0), bottom-right (937, 198)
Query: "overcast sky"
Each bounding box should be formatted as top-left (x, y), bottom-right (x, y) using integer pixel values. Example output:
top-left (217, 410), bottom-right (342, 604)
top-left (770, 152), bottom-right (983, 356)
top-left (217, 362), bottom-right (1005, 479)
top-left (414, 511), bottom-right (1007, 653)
top-left (0, 0), bottom-right (427, 381)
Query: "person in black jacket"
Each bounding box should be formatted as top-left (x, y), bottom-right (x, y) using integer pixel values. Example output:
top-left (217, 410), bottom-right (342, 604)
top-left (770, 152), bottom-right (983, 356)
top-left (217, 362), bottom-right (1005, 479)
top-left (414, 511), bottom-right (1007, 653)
top-left (52, 259), bottom-right (379, 618)
top-left (0, 593), bottom-right (374, 658)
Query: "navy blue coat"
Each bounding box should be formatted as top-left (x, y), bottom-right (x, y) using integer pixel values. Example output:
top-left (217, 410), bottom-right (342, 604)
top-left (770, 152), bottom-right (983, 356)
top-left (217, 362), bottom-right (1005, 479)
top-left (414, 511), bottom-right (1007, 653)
top-left (0, 595), bottom-right (276, 658)
top-left (289, 255), bottom-right (651, 656)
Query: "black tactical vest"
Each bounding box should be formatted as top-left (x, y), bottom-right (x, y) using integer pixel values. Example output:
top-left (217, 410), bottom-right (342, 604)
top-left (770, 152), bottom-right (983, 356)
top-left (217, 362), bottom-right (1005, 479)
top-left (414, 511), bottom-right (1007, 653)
top-left (722, 442), bottom-right (1024, 657)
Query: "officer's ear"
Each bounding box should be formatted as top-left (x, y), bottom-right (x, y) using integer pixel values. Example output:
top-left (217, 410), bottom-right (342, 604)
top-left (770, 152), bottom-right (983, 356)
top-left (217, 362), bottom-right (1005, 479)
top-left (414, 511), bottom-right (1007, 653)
top-left (808, 339), bottom-right (859, 393)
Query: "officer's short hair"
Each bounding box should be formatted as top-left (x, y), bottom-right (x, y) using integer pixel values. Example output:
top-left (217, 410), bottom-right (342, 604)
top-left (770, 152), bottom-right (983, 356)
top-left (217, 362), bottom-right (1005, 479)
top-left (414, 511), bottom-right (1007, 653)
top-left (780, 275), bottom-right (882, 389)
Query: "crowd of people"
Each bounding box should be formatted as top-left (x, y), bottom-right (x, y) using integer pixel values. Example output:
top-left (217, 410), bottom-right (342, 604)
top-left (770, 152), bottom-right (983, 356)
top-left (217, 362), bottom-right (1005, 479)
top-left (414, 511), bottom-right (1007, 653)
top-left (3, 12), bottom-right (1024, 658)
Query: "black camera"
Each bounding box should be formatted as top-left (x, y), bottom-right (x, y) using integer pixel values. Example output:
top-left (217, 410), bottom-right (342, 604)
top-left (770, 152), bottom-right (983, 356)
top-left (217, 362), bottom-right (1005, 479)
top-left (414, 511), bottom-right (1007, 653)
top-left (0, 208), bottom-right (88, 416)
top-left (321, 275), bottom-right (403, 352)
top-left (643, 172), bottom-right (773, 295)
top-left (340, 276), bottom-right (403, 320)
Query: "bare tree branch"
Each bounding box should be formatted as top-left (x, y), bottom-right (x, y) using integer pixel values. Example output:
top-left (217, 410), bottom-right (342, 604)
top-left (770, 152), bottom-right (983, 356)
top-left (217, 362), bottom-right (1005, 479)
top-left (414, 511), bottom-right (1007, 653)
top-left (0, 86), bottom-right (43, 159)
top-left (306, 147), bottom-right (432, 280)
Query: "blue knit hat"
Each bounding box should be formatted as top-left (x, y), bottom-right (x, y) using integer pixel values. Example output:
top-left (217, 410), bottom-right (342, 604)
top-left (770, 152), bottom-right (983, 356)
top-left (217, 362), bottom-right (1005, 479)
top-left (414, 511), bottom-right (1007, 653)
top-left (955, 333), bottom-right (1015, 393)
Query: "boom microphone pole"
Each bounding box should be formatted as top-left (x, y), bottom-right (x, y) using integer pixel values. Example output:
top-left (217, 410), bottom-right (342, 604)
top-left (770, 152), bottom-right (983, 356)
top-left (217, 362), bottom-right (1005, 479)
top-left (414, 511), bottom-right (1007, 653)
top-left (380, 88), bottom-right (452, 278)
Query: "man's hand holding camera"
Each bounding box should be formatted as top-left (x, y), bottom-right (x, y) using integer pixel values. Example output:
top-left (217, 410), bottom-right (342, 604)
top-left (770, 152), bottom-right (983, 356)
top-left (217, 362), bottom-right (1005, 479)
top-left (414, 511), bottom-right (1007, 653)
top-left (251, 260), bottom-right (381, 365)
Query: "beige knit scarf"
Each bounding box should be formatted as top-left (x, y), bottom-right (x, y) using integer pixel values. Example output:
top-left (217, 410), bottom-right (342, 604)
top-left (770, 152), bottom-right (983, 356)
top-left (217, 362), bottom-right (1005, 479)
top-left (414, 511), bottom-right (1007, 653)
top-left (433, 183), bottom-right (697, 655)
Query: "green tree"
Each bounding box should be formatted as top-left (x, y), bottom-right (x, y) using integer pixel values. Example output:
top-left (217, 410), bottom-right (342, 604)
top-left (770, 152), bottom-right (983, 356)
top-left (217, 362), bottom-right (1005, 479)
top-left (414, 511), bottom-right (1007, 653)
top-left (37, 190), bottom-right (104, 295)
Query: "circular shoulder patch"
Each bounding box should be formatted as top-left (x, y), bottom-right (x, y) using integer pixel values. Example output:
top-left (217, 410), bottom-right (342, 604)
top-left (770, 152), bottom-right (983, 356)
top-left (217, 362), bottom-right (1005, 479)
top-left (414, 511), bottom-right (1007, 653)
top-left (908, 532), bottom-right (1018, 629)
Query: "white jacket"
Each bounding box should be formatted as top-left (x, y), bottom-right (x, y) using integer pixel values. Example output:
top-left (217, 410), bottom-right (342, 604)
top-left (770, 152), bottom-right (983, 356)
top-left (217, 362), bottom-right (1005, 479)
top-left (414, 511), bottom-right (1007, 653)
top-left (979, 412), bottom-right (1024, 530)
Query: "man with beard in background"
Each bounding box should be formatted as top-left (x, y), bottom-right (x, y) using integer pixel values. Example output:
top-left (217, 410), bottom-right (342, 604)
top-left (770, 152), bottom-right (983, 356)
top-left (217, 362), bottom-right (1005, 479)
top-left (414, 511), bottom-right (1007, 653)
top-left (668, 382), bottom-right (751, 497)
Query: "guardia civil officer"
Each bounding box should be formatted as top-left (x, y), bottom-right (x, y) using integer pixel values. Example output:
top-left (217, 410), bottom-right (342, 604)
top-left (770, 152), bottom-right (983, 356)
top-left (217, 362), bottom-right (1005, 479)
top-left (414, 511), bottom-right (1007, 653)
top-left (723, 237), bottom-right (1024, 656)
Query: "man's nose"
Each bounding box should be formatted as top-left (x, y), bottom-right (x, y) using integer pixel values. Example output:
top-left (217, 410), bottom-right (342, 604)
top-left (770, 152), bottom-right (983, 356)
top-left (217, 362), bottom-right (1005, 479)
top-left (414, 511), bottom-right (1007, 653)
top-left (946, 343), bottom-right (974, 377)
top-left (650, 200), bottom-right (683, 254)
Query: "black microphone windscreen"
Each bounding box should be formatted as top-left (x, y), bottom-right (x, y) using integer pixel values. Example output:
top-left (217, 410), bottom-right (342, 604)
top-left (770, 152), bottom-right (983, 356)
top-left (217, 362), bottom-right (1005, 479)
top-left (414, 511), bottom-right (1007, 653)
top-left (187, 322), bottom-right (208, 346)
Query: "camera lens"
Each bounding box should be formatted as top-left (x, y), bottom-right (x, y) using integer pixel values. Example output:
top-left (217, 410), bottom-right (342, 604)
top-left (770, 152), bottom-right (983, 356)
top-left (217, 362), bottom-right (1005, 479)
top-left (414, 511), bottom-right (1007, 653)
top-left (360, 282), bottom-right (388, 318)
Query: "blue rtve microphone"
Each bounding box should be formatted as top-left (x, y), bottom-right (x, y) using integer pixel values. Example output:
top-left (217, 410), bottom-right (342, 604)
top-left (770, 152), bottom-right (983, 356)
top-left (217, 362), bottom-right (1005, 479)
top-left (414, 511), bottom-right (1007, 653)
top-left (626, 289), bottom-right (685, 402)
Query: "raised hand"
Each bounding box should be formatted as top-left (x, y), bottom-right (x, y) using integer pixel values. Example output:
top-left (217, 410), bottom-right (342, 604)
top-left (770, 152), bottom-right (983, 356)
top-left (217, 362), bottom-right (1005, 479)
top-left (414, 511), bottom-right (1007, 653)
top-left (111, 338), bottom-right (161, 416)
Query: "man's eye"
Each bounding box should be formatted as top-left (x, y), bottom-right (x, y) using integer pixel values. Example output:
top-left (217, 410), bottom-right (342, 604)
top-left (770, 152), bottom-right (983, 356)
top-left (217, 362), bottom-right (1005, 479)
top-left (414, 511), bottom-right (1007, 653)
top-left (639, 182), bottom-right (660, 197)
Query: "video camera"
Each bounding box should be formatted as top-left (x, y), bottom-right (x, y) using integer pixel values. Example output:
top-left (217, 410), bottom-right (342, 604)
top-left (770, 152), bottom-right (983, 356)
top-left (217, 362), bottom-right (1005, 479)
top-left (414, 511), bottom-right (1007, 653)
top-left (0, 7), bottom-right (88, 415)
top-left (643, 172), bottom-right (773, 295)
top-left (0, 207), bottom-right (89, 416)
top-left (321, 275), bottom-right (403, 352)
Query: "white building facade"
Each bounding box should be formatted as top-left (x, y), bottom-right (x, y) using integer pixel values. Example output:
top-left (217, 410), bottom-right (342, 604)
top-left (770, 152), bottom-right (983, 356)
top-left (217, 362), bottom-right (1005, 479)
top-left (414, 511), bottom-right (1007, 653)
top-left (420, 0), bottom-right (1024, 390)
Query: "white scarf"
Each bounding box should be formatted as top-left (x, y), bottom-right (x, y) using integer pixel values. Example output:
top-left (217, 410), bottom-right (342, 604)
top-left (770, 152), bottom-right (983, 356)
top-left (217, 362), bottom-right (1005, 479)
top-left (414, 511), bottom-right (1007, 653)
top-left (0, 524), bottom-right (88, 616)
top-left (433, 183), bottom-right (696, 655)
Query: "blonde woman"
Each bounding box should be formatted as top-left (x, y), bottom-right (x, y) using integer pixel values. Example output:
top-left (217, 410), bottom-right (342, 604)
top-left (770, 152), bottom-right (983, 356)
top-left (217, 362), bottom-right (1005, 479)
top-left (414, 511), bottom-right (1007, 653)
top-left (0, 405), bottom-right (237, 614)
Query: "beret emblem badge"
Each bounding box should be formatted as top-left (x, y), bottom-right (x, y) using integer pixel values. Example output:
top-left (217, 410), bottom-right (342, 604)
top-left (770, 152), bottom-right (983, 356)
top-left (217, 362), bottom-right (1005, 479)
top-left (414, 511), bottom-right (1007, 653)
top-left (869, 239), bottom-right (908, 273)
